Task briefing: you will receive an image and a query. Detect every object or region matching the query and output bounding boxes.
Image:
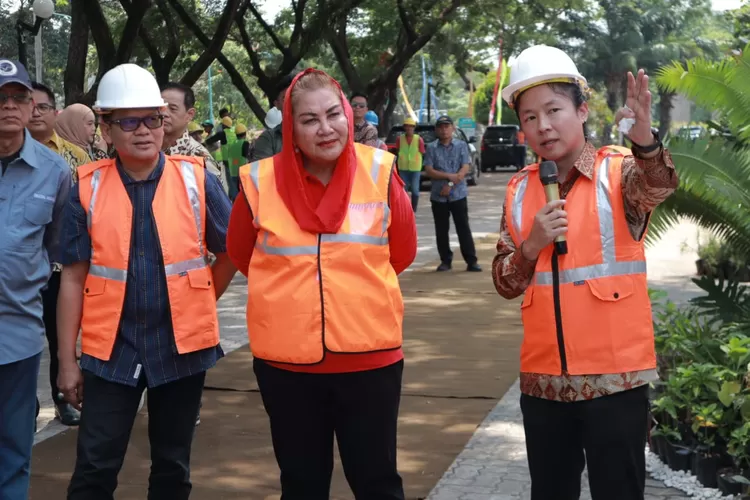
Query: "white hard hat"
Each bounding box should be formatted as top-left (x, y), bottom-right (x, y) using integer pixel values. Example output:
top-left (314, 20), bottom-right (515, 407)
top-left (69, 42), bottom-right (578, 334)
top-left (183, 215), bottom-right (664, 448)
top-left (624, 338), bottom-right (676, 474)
top-left (502, 45), bottom-right (588, 108)
top-left (265, 106), bottom-right (282, 128)
top-left (94, 64), bottom-right (166, 113)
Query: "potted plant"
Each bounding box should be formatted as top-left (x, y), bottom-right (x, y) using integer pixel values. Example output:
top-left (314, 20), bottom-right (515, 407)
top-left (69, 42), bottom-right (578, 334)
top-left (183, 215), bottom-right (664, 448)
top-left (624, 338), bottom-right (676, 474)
top-left (690, 403), bottom-right (723, 487)
top-left (717, 422), bottom-right (750, 496)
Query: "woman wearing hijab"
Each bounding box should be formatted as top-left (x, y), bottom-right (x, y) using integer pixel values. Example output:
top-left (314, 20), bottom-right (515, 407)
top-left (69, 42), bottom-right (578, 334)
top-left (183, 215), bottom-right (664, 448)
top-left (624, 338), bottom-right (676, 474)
top-left (227, 69), bottom-right (417, 499)
top-left (55, 104), bottom-right (109, 161)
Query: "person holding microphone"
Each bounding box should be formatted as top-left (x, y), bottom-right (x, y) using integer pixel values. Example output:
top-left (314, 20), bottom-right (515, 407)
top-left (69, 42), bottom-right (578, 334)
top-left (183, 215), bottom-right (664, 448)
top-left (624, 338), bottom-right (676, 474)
top-left (492, 45), bottom-right (678, 500)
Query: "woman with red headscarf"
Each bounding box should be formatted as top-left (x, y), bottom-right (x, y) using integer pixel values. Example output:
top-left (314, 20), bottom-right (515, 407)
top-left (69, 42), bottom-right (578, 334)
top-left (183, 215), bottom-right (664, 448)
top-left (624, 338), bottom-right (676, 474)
top-left (227, 70), bottom-right (416, 498)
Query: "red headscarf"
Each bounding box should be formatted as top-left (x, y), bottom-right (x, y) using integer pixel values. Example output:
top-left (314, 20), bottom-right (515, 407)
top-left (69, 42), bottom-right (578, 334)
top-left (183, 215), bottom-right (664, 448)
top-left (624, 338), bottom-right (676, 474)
top-left (273, 69), bottom-right (357, 234)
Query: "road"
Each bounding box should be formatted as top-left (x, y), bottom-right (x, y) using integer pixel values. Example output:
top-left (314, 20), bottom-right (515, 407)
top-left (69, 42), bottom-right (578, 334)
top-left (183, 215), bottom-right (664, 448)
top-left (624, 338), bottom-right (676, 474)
top-left (33, 168), bottom-right (700, 440)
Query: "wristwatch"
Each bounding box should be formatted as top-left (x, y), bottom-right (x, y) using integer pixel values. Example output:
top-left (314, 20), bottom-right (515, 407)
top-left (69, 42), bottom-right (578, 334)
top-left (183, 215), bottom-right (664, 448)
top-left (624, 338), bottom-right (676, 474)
top-left (448, 181), bottom-right (455, 187)
top-left (629, 127), bottom-right (662, 156)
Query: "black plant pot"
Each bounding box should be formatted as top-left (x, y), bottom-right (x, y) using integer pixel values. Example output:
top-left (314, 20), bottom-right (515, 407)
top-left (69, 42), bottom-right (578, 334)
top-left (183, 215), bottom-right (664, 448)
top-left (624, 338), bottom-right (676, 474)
top-left (665, 441), bottom-right (692, 472)
top-left (694, 454), bottom-right (720, 488)
top-left (649, 435), bottom-right (663, 458)
top-left (717, 470), bottom-right (746, 496)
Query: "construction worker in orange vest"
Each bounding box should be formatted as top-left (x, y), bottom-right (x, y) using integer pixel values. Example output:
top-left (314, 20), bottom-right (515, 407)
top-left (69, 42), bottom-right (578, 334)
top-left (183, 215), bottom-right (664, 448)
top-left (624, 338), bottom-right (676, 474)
top-left (56, 63), bottom-right (236, 499)
top-left (493, 45), bottom-right (678, 500)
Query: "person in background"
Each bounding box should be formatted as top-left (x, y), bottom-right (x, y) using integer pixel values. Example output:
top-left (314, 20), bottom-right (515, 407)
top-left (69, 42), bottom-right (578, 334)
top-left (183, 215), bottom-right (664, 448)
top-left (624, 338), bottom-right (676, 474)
top-left (188, 121), bottom-right (204, 142)
top-left (396, 116), bottom-right (425, 212)
top-left (202, 119), bottom-right (215, 139)
top-left (252, 74), bottom-right (295, 161)
top-left (424, 114), bottom-right (481, 273)
top-left (27, 81), bottom-right (86, 427)
top-left (228, 68), bottom-right (416, 499)
top-left (494, 45), bottom-right (677, 500)
top-left (56, 63), bottom-right (236, 499)
top-left (350, 92), bottom-right (378, 147)
top-left (0, 59), bottom-right (71, 499)
top-left (28, 82), bottom-right (89, 179)
top-left (224, 123), bottom-right (250, 200)
top-left (160, 81), bottom-right (227, 194)
top-left (365, 110), bottom-right (389, 151)
top-left (205, 116), bottom-right (236, 172)
top-left (56, 103), bottom-right (109, 162)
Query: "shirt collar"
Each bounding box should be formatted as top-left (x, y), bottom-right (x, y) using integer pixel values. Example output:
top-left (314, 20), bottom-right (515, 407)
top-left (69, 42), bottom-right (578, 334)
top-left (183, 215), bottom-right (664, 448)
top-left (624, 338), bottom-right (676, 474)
top-left (116, 152), bottom-right (165, 184)
top-left (436, 138), bottom-right (456, 148)
top-left (572, 142), bottom-right (597, 179)
top-left (47, 130), bottom-right (64, 150)
top-left (18, 129), bottom-right (38, 168)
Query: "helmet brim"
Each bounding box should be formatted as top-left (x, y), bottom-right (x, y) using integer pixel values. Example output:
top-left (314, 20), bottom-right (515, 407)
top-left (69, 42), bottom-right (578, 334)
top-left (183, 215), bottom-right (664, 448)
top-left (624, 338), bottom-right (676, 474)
top-left (502, 74), bottom-right (588, 108)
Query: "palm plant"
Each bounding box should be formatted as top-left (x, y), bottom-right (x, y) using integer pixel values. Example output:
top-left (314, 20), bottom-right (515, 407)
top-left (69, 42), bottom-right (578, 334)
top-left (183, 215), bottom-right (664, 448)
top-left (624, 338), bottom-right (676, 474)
top-left (650, 43), bottom-right (750, 259)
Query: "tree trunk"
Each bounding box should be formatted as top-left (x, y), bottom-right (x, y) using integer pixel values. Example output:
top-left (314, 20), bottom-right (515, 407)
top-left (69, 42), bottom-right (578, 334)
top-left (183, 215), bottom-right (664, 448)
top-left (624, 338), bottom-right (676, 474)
top-left (64, 0), bottom-right (89, 105)
top-left (658, 89), bottom-right (674, 139)
top-left (603, 78), bottom-right (621, 144)
top-left (381, 84), bottom-right (398, 136)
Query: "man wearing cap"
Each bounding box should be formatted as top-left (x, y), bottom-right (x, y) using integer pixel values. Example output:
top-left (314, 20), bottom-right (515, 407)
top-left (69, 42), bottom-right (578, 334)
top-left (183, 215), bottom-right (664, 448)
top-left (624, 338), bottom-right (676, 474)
top-left (251, 74), bottom-right (294, 161)
top-left (423, 115), bottom-right (481, 272)
top-left (160, 81), bottom-right (227, 195)
top-left (223, 123), bottom-right (250, 200)
top-left (188, 122), bottom-right (204, 142)
top-left (56, 63), bottom-right (236, 499)
top-left (397, 117), bottom-right (425, 211)
top-left (0, 59), bottom-right (71, 498)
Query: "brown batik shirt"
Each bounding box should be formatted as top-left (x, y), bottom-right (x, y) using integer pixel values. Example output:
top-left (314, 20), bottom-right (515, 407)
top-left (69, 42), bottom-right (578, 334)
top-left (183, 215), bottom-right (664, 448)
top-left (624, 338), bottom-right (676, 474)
top-left (492, 142), bottom-right (678, 402)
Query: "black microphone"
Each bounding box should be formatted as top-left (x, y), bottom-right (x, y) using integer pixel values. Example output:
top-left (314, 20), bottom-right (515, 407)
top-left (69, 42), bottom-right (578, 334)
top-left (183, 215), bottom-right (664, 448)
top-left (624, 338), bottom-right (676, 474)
top-left (539, 160), bottom-right (568, 255)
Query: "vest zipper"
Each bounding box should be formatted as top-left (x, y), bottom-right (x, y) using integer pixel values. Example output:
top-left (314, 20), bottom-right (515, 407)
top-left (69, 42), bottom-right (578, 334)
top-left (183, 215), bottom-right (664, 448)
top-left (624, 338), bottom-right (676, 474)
top-left (551, 251), bottom-right (567, 373)
top-left (317, 235), bottom-right (326, 349)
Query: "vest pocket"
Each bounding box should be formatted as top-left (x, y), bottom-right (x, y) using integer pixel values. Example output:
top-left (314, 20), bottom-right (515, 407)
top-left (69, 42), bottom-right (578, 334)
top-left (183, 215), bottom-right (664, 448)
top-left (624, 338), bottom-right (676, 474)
top-left (83, 275), bottom-right (106, 296)
top-left (585, 276), bottom-right (634, 302)
top-left (187, 267), bottom-right (212, 289)
top-left (521, 286), bottom-right (534, 308)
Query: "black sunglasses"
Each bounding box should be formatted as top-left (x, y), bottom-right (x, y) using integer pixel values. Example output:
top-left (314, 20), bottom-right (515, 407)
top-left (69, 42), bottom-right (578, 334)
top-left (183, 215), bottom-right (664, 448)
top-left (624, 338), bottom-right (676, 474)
top-left (109, 115), bottom-right (164, 132)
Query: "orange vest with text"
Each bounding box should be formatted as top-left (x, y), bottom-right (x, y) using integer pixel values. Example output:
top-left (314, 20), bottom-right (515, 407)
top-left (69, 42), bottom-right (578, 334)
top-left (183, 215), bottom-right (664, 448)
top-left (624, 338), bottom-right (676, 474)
top-left (77, 155), bottom-right (220, 361)
top-left (505, 146), bottom-right (656, 375)
top-left (238, 144), bottom-right (404, 364)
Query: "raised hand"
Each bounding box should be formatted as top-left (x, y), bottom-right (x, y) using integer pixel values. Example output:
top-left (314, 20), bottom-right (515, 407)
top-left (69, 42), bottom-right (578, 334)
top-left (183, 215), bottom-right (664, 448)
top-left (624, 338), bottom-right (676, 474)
top-left (614, 69), bottom-right (655, 147)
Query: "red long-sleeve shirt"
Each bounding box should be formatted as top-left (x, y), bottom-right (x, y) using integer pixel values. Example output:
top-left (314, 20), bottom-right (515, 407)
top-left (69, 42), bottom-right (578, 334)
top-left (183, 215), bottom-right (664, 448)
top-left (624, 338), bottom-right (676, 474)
top-left (227, 166), bottom-right (417, 373)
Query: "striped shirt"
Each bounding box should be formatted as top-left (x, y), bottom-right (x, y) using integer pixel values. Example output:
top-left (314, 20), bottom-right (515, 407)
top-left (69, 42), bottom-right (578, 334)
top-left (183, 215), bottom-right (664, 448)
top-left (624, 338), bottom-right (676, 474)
top-left (60, 153), bottom-right (231, 388)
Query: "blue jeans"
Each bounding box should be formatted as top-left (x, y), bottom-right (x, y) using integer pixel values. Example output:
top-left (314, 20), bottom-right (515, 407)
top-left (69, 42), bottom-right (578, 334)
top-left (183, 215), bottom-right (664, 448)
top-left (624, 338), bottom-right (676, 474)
top-left (0, 352), bottom-right (41, 499)
top-left (399, 170), bottom-right (421, 211)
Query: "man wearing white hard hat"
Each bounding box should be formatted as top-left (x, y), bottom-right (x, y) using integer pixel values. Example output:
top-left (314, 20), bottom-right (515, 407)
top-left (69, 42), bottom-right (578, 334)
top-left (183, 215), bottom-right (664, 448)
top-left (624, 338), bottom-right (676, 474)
top-left (491, 45), bottom-right (678, 499)
top-left (56, 63), bottom-right (237, 499)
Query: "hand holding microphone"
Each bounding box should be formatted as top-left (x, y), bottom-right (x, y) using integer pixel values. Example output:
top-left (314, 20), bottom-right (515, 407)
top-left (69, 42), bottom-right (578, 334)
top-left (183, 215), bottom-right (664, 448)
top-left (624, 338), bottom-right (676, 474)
top-left (521, 160), bottom-right (569, 260)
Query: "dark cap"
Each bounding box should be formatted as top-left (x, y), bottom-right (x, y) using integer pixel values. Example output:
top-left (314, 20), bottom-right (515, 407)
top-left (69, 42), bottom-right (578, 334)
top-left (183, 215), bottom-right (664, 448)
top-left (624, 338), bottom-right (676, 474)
top-left (0, 60), bottom-right (32, 91)
top-left (435, 115), bottom-right (453, 126)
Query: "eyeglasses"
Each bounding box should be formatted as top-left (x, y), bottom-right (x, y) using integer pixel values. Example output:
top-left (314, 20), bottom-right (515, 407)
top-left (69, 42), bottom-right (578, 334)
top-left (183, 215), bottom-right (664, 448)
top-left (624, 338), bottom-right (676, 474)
top-left (0, 93), bottom-right (32, 105)
top-left (108, 115), bottom-right (164, 132)
top-left (351, 103), bottom-right (367, 109)
top-left (33, 103), bottom-right (55, 114)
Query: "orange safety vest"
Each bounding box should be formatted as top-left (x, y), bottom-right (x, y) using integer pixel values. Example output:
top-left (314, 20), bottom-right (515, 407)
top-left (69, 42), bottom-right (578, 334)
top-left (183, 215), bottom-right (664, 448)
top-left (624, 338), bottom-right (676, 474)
top-left (505, 146), bottom-right (656, 375)
top-left (238, 144), bottom-right (404, 364)
top-left (77, 155), bottom-right (220, 361)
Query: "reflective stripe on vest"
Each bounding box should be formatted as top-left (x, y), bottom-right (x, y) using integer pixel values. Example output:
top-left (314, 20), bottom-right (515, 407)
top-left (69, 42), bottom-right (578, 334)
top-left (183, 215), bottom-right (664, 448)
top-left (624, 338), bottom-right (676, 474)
top-left (506, 147), bottom-right (655, 375)
top-left (77, 156), bottom-right (219, 361)
top-left (238, 143), bottom-right (403, 364)
top-left (510, 156), bottom-right (646, 286)
top-left (398, 135), bottom-right (422, 172)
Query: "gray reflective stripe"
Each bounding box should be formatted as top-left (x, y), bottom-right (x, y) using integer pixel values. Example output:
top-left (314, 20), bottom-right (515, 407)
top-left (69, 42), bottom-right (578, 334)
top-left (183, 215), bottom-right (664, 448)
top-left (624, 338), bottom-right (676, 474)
top-left (249, 161), bottom-right (260, 190)
top-left (87, 170), bottom-right (101, 231)
top-left (523, 155), bottom-right (646, 286)
top-left (164, 256), bottom-right (209, 276)
top-left (381, 203), bottom-right (390, 236)
top-left (89, 264), bottom-right (127, 282)
top-left (512, 175), bottom-right (528, 237)
top-left (256, 233), bottom-right (317, 256)
top-left (180, 161), bottom-right (205, 257)
top-left (321, 233), bottom-right (388, 245)
top-left (536, 261), bottom-right (647, 285)
top-left (370, 148), bottom-right (385, 183)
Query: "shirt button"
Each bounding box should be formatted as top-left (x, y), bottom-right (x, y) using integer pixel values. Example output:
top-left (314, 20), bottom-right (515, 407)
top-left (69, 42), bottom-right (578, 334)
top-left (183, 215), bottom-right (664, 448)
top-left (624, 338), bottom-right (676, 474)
top-left (139, 251), bottom-right (144, 256)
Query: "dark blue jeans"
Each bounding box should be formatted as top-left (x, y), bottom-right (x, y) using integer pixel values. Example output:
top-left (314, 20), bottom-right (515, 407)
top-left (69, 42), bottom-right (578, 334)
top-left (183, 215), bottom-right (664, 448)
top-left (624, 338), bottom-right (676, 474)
top-left (399, 170), bottom-right (421, 211)
top-left (0, 352), bottom-right (42, 499)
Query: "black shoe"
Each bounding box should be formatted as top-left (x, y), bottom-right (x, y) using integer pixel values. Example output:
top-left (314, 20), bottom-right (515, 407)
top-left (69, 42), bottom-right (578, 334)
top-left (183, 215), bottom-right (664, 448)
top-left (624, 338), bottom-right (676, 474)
top-left (466, 263), bottom-right (483, 272)
top-left (55, 402), bottom-right (81, 426)
top-left (436, 262), bottom-right (452, 272)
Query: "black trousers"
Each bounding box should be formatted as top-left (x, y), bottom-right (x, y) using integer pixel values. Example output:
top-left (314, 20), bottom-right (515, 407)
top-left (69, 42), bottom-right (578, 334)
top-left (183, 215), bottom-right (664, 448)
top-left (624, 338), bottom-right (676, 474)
top-left (521, 385), bottom-right (650, 500)
top-left (430, 197), bottom-right (477, 266)
top-left (42, 270), bottom-right (62, 402)
top-left (67, 371), bottom-right (205, 500)
top-left (254, 359), bottom-right (405, 500)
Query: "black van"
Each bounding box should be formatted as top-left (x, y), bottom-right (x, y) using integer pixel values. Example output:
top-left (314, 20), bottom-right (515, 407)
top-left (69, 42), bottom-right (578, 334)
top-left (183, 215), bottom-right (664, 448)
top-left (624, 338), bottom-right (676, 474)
top-left (480, 125), bottom-right (526, 172)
